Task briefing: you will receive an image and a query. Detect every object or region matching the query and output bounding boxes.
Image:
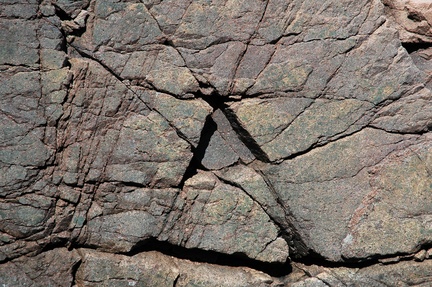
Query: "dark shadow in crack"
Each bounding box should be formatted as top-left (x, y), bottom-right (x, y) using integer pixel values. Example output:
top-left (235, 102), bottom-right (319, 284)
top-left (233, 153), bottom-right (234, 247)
top-left (179, 114), bottom-right (217, 188)
top-left (197, 91), bottom-right (271, 163)
top-left (124, 238), bottom-right (293, 277)
top-left (402, 42), bottom-right (432, 54)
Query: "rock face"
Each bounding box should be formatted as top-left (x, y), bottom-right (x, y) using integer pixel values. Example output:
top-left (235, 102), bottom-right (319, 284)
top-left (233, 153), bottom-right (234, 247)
top-left (1, 0), bottom-right (432, 286)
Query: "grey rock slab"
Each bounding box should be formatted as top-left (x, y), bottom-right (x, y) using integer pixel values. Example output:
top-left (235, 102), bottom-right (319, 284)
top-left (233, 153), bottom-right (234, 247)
top-left (0, 71), bottom-right (45, 125)
top-left (0, 68), bottom-right (59, 193)
top-left (341, 134), bottom-right (432, 259)
top-left (178, 41), bottom-right (247, 96)
top-left (106, 111), bottom-right (192, 187)
top-left (0, 1), bottom-right (38, 19)
top-left (261, 99), bottom-right (374, 161)
top-left (201, 130), bottom-right (240, 170)
top-left (76, 0), bottom-right (165, 52)
top-left (83, 172), bottom-right (289, 263)
top-left (0, 194), bottom-right (54, 239)
top-left (326, 25), bottom-right (422, 104)
top-left (83, 185), bottom-right (179, 252)
top-left (229, 98), bottom-right (374, 162)
top-left (0, 248), bottom-right (80, 287)
top-left (166, 0), bottom-right (266, 49)
top-left (215, 164), bottom-right (286, 227)
top-left (162, 171), bottom-right (289, 263)
top-left (290, 260), bottom-right (432, 287)
top-left (96, 45), bottom-right (200, 98)
top-left (227, 97), bottom-right (313, 147)
top-left (138, 89), bottom-right (212, 147)
top-left (85, 210), bottom-right (162, 252)
top-left (76, 249), bottom-right (281, 287)
top-left (371, 88), bottom-right (432, 133)
top-left (201, 109), bottom-right (255, 170)
top-left (261, 128), bottom-right (420, 261)
top-left (0, 19), bottom-right (39, 67)
top-left (58, 58), bottom-right (192, 188)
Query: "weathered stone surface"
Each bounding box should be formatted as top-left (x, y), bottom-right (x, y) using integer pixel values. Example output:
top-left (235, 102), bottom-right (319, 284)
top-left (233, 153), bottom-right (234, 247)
top-left (261, 128), bottom-right (422, 261)
top-left (0, 248), bottom-right (80, 287)
top-left (80, 172), bottom-right (288, 263)
top-left (383, 0), bottom-right (432, 43)
top-left (139, 90), bottom-right (212, 147)
top-left (76, 249), bottom-right (281, 287)
top-left (2, 0), bottom-right (432, 285)
top-left (288, 259), bottom-right (432, 286)
top-left (341, 134), bottom-right (432, 259)
top-left (165, 171), bottom-right (288, 263)
top-left (202, 109), bottom-right (255, 170)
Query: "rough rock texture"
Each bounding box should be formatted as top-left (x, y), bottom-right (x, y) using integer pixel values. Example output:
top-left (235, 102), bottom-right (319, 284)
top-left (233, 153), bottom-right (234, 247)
top-left (1, 0), bottom-right (432, 286)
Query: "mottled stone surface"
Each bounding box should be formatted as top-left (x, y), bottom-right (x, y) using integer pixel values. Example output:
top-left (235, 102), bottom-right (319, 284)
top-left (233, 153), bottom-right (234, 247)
top-left (76, 249), bottom-right (281, 287)
top-left (1, 0), bottom-right (432, 286)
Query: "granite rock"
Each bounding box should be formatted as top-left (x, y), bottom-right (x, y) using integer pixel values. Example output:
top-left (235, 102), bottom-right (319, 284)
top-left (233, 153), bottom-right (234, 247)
top-left (1, 0), bottom-right (432, 286)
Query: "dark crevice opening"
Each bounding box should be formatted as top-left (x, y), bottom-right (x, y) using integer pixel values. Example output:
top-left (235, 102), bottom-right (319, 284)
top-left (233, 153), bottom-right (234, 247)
top-left (223, 108), bottom-right (271, 162)
top-left (402, 42), bottom-right (432, 54)
top-left (215, 174), bottom-right (308, 260)
top-left (70, 256), bottom-right (83, 285)
top-left (52, 4), bottom-right (86, 37)
top-left (124, 238), bottom-right (293, 277)
top-left (173, 274), bottom-right (180, 287)
top-left (179, 114), bottom-right (216, 188)
top-left (195, 89), bottom-right (271, 163)
top-left (40, 236), bottom-right (70, 253)
top-left (52, 4), bottom-right (73, 21)
top-left (407, 11), bottom-right (426, 22)
top-left (295, 250), bottom-right (381, 269)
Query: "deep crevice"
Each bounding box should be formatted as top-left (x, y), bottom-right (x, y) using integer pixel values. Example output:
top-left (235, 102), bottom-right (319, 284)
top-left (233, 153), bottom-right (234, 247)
top-left (40, 236), bottom-right (70, 253)
top-left (295, 250), bottom-right (381, 269)
top-left (179, 114), bottom-right (216, 188)
top-left (124, 238), bottom-right (293, 277)
top-left (52, 3), bottom-right (89, 37)
top-left (172, 274), bottom-right (180, 287)
top-left (195, 90), bottom-right (271, 163)
top-left (215, 173), bottom-right (309, 260)
top-left (402, 42), bottom-right (432, 54)
top-left (70, 256), bottom-right (83, 286)
top-left (52, 4), bottom-right (73, 21)
top-left (223, 108), bottom-right (271, 162)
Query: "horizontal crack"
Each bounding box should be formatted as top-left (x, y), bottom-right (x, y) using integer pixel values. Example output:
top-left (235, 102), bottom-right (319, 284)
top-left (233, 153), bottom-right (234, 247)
top-left (402, 42), bottom-right (432, 54)
top-left (122, 238), bottom-right (293, 277)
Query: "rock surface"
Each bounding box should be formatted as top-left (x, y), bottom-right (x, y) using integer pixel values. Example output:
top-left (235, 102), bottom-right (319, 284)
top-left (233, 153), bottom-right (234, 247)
top-left (1, 0), bottom-right (432, 286)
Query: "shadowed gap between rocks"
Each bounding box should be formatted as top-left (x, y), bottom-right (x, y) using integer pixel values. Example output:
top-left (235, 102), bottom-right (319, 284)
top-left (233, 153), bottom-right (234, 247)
top-left (198, 91), bottom-right (271, 163)
top-left (402, 42), bottom-right (432, 54)
top-left (179, 114), bottom-right (217, 188)
top-left (215, 173), bottom-right (310, 260)
top-left (52, 3), bottom-right (73, 21)
top-left (180, 89), bottom-right (272, 185)
top-left (70, 256), bottom-right (83, 286)
top-left (52, 4), bottom-right (87, 37)
top-left (123, 238), bottom-right (293, 277)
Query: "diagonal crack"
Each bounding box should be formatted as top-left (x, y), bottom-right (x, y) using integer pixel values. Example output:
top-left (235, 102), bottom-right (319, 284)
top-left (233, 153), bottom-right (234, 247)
top-left (68, 43), bottom-right (196, 148)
